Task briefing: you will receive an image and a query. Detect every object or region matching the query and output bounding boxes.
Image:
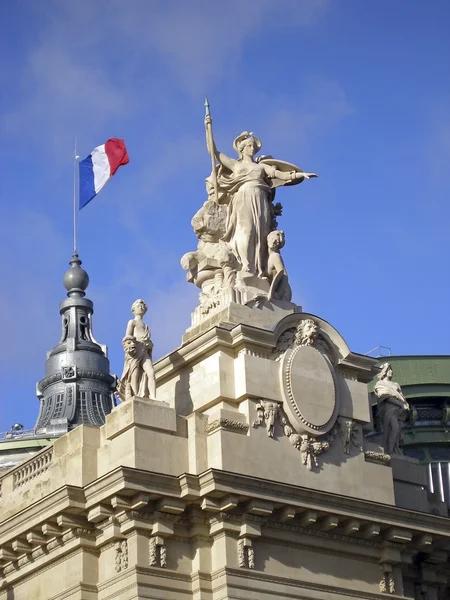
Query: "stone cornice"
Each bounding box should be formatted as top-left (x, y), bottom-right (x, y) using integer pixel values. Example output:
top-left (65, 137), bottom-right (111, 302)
top-left (0, 486), bottom-right (85, 541)
top-left (154, 313), bottom-right (379, 386)
top-left (1, 466), bottom-right (449, 576)
top-left (83, 467), bottom-right (180, 508)
top-left (198, 469), bottom-right (450, 539)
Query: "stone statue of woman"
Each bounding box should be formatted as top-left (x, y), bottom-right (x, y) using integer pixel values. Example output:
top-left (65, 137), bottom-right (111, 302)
top-left (205, 116), bottom-right (317, 278)
top-left (374, 363), bottom-right (410, 455)
top-left (117, 299), bottom-right (156, 402)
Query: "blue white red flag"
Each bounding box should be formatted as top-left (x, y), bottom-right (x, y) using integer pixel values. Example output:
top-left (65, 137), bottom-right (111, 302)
top-left (79, 138), bottom-right (129, 209)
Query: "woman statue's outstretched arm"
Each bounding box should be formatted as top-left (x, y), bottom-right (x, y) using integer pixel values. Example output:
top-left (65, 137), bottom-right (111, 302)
top-left (270, 167), bottom-right (318, 182)
top-left (205, 114), bottom-right (236, 171)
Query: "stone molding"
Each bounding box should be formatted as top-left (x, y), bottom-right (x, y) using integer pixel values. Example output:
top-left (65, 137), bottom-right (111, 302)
top-left (205, 418), bottom-right (249, 435)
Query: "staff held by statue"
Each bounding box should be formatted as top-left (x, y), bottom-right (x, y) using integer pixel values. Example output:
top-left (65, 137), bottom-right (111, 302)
top-left (204, 97), bottom-right (219, 204)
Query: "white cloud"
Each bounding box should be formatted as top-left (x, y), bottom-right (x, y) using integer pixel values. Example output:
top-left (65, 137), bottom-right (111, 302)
top-left (2, 0), bottom-right (331, 152)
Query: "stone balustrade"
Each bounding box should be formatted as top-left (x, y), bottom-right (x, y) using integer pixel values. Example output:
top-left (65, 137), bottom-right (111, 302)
top-left (12, 446), bottom-right (53, 489)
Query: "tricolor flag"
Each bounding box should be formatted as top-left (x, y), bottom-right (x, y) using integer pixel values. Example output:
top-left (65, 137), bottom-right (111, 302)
top-left (79, 138), bottom-right (129, 209)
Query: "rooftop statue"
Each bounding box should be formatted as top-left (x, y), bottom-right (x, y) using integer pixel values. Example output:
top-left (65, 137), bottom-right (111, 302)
top-left (205, 118), bottom-right (317, 279)
top-left (374, 363), bottom-right (410, 455)
top-left (181, 100), bottom-right (317, 321)
top-left (117, 299), bottom-right (156, 402)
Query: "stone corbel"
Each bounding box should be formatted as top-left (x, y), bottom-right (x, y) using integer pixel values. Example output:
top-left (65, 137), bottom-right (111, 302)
top-left (41, 522), bottom-right (63, 538)
top-left (87, 504), bottom-right (113, 524)
top-left (57, 514), bottom-right (96, 547)
top-left (95, 516), bottom-right (124, 548)
top-left (0, 547), bottom-right (17, 565)
top-left (26, 530), bottom-right (48, 547)
top-left (11, 539), bottom-right (33, 555)
top-left (201, 494), bottom-right (239, 513)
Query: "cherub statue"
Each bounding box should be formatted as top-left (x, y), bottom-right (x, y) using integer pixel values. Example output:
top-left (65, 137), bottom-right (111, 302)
top-left (374, 363), bottom-right (410, 455)
top-left (267, 230), bottom-right (292, 302)
top-left (117, 299), bottom-right (156, 402)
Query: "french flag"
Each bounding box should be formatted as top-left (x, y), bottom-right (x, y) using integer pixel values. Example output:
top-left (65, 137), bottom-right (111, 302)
top-left (79, 138), bottom-right (129, 209)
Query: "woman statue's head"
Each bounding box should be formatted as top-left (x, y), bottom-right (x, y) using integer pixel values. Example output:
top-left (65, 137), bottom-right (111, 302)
top-left (233, 131), bottom-right (262, 160)
top-left (131, 298), bottom-right (148, 316)
top-left (378, 362), bottom-right (393, 380)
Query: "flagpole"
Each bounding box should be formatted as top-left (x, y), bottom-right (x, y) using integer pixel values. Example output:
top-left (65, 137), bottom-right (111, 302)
top-left (73, 137), bottom-right (79, 254)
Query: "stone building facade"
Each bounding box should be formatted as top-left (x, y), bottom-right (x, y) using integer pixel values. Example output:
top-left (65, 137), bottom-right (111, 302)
top-left (1, 309), bottom-right (449, 599)
top-left (1, 119), bottom-right (449, 600)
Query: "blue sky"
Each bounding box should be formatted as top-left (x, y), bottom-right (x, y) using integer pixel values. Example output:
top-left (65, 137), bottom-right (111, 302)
top-left (1, 0), bottom-right (449, 431)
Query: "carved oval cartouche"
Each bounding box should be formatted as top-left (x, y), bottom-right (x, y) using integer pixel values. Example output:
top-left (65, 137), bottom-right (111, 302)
top-left (281, 344), bottom-right (338, 436)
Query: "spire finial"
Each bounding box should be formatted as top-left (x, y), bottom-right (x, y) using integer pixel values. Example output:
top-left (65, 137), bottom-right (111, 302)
top-left (63, 252), bottom-right (89, 298)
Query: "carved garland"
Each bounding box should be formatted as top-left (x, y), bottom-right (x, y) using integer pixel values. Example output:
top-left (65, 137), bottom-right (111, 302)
top-left (252, 400), bottom-right (330, 471)
top-left (237, 538), bottom-right (255, 569)
top-left (379, 564), bottom-right (395, 594)
top-left (364, 450), bottom-right (391, 466)
top-left (114, 540), bottom-right (128, 573)
top-left (205, 419), bottom-right (249, 435)
top-left (149, 537), bottom-right (167, 568)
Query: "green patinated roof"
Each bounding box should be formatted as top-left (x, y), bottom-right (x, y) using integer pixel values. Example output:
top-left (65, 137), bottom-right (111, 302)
top-left (368, 356), bottom-right (450, 396)
top-left (0, 438), bottom-right (53, 451)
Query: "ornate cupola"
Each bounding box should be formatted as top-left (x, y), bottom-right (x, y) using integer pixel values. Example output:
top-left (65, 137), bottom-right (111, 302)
top-left (35, 253), bottom-right (115, 434)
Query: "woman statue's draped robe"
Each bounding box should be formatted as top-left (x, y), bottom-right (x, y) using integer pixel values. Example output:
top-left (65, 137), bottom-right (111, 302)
top-left (217, 161), bottom-right (277, 278)
top-left (118, 324), bottom-right (153, 401)
top-left (374, 378), bottom-right (409, 455)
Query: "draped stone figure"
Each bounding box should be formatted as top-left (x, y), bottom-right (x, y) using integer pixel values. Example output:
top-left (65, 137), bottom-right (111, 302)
top-left (117, 299), bottom-right (156, 402)
top-left (205, 124), bottom-right (317, 278)
top-left (374, 363), bottom-right (410, 455)
top-left (181, 104), bottom-right (318, 324)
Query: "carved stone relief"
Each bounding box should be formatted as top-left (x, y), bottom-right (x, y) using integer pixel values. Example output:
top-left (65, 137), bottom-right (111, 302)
top-left (114, 540), bottom-right (128, 573)
top-left (364, 450), bottom-right (391, 465)
top-left (329, 418), bottom-right (362, 454)
top-left (205, 418), bottom-right (249, 435)
top-left (280, 341), bottom-right (339, 437)
top-left (272, 318), bottom-right (334, 363)
top-left (62, 366), bottom-right (76, 381)
top-left (149, 537), bottom-right (167, 568)
top-left (379, 564), bottom-right (395, 594)
top-left (281, 415), bottom-right (330, 471)
top-left (237, 538), bottom-right (255, 569)
top-left (252, 401), bottom-right (280, 437)
top-left (252, 400), bottom-right (331, 471)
